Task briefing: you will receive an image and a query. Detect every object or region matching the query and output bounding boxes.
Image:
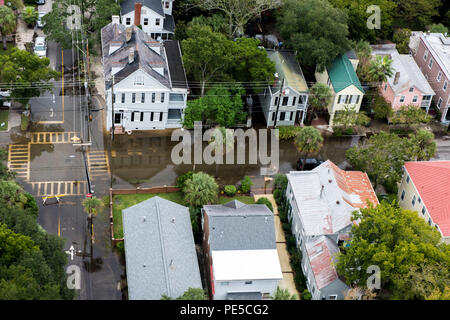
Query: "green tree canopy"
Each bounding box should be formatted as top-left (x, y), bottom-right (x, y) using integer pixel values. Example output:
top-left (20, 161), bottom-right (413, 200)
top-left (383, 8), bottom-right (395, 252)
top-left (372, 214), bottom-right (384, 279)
top-left (336, 201), bottom-right (450, 299)
top-left (329, 0), bottom-right (397, 41)
top-left (393, 0), bottom-right (441, 30)
top-left (271, 286), bottom-right (298, 300)
top-left (161, 287), bottom-right (208, 300)
top-left (427, 23), bottom-right (448, 33)
top-left (0, 6), bottom-right (17, 50)
top-left (294, 126), bottom-right (324, 170)
top-left (307, 83), bottom-right (333, 123)
top-left (183, 84), bottom-right (247, 128)
top-left (22, 6), bottom-right (39, 27)
top-left (332, 105), bottom-right (370, 129)
top-left (367, 55), bottom-right (394, 83)
top-left (183, 172), bottom-right (219, 208)
top-left (277, 0), bottom-right (352, 72)
top-left (0, 48), bottom-right (59, 106)
top-left (392, 28), bottom-right (412, 54)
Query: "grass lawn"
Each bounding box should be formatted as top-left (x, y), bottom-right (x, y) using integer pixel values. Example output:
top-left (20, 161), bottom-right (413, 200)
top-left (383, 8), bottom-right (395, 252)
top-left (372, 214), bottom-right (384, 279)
top-left (112, 192), bottom-right (255, 239)
top-left (0, 110), bottom-right (8, 131)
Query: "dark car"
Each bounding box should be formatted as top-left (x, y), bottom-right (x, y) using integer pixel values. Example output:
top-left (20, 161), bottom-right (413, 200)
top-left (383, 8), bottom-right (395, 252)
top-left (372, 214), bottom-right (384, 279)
top-left (296, 158), bottom-right (324, 171)
top-left (37, 0), bottom-right (45, 5)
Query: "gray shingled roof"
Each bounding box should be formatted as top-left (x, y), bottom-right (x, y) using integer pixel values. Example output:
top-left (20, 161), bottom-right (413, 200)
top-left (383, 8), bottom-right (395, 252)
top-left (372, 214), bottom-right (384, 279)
top-left (203, 200), bottom-right (276, 251)
top-left (101, 23), bottom-right (171, 89)
top-left (163, 14), bottom-right (175, 33)
top-left (122, 196), bottom-right (202, 300)
top-left (121, 0), bottom-right (164, 16)
top-left (164, 40), bottom-right (188, 89)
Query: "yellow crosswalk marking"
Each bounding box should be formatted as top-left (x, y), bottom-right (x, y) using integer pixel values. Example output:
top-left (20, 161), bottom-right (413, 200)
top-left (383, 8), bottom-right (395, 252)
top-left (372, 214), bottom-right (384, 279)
top-left (8, 143), bottom-right (30, 181)
top-left (87, 150), bottom-right (110, 177)
top-left (31, 132), bottom-right (81, 144)
top-left (31, 181), bottom-right (88, 197)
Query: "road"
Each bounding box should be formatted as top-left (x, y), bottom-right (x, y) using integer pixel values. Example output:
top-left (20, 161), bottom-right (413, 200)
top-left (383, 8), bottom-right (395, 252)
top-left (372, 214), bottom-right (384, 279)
top-left (7, 0), bottom-right (125, 300)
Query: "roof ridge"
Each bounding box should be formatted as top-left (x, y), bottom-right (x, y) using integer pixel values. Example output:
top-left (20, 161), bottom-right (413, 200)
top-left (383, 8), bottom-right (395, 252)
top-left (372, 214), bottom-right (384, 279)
top-left (155, 200), bottom-right (171, 297)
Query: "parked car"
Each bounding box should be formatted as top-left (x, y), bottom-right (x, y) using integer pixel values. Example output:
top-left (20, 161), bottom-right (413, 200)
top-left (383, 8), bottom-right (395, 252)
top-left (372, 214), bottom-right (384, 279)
top-left (34, 37), bottom-right (47, 57)
top-left (37, 12), bottom-right (46, 28)
top-left (296, 158), bottom-right (324, 171)
top-left (36, 0), bottom-right (45, 4)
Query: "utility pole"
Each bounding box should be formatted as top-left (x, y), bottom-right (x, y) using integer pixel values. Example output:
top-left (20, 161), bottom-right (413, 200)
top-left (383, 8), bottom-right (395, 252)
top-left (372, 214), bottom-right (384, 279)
top-left (111, 75), bottom-right (115, 141)
top-left (273, 77), bottom-right (285, 128)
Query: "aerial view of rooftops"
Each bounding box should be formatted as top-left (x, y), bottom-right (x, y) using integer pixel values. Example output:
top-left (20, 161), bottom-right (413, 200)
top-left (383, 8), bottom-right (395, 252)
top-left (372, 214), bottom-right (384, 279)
top-left (0, 0), bottom-right (449, 310)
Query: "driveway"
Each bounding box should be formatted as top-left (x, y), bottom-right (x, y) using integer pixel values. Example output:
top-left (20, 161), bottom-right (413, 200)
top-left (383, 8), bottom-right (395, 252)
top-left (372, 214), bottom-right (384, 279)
top-left (253, 194), bottom-right (300, 299)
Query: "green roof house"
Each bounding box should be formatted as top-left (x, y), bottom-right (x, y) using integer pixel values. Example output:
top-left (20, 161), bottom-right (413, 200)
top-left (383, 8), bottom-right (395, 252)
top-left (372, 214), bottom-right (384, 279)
top-left (314, 52), bottom-right (365, 126)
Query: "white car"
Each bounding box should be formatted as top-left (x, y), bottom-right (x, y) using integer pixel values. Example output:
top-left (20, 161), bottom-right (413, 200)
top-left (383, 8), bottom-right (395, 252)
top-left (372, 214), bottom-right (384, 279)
top-left (34, 37), bottom-right (47, 57)
top-left (0, 90), bottom-right (11, 107)
top-left (37, 12), bottom-right (46, 28)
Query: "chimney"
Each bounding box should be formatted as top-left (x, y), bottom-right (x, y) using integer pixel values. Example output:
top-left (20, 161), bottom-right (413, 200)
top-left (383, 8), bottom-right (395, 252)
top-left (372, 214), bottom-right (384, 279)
top-left (126, 27), bottom-right (132, 42)
top-left (394, 72), bottom-right (400, 85)
top-left (134, 2), bottom-right (142, 26)
top-left (273, 72), bottom-right (279, 87)
top-left (112, 15), bottom-right (120, 25)
top-left (128, 48), bottom-right (135, 64)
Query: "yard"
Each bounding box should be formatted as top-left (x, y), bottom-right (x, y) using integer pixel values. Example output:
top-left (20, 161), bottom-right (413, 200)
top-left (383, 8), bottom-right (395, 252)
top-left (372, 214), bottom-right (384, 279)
top-left (112, 192), bottom-right (255, 239)
top-left (0, 110), bottom-right (9, 131)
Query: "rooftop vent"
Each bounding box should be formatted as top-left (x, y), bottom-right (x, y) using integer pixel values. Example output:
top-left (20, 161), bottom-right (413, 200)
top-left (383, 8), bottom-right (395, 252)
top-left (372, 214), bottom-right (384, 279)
top-left (171, 217), bottom-right (175, 223)
top-left (336, 200), bottom-right (340, 205)
top-left (142, 216), bottom-right (146, 222)
top-left (143, 264), bottom-right (146, 268)
top-left (328, 179), bottom-right (332, 183)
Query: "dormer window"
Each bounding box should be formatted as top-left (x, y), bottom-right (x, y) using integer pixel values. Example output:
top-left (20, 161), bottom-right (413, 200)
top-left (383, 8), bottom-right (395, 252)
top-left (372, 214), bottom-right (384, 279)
top-left (409, 87), bottom-right (414, 92)
top-left (165, 1), bottom-right (170, 9)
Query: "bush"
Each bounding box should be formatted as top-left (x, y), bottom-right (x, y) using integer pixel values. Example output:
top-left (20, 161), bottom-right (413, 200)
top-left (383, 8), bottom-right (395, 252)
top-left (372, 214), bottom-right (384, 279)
top-left (274, 174), bottom-right (288, 192)
top-left (344, 127), bottom-right (354, 135)
top-left (374, 95), bottom-right (393, 120)
top-left (286, 235), bottom-right (297, 254)
top-left (22, 6), bottom-right (39, 27)
top-left (273, 189), bottom-right (282, 205)
top-left (278, 126), bottom-right (301, 140)
top-left (116, 241), bottom-right (125, 257)
top-left (21, 113), bottom-right (30, 131)
top-left (24, 192), bottom-right (38, 218)
top-left (176, 171), bottom-right (193, 189)
top-left (255, 197), bottom-right (273, 212)
top-left (302, 289), bottom-right (312, 300)
top-left (294, 272), bottom-right (307, 292)
top-left (224, 185), bottom-right (237, 196)
top-left (189, 206), bottom-right (201, 242)
top-left (278, 202), bottom-right (288, 223)
top-left (282, 222), bottom-right (290, 234)
top-left (240, 176), bottom-right (253, 193)
top-left (184, 172), bottom-right (218, 208)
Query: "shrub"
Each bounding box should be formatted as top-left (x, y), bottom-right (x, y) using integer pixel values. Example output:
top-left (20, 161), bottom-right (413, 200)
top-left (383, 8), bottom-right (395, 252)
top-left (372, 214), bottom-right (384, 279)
top-left (286, 235), bottom-right (297, 254)
top-left (224, 185), bottom-right (237, 196)
top-left (183, 172), bottom-right (218, 208)
top-left (278, 126), bottom-right (301, 140)
top-left (240, 176), bottom-right (253, 193)
top-left (21, 113), bottom-right (30, 131)
top-left (176, 171), bottom-right (193, 189)
top-left (22, 6), bottom-right (38, 27)
top-left (344, 127), bottom-right (354, 135)
top-left (273, 189), bottom-right (282, 205)
top-left (189, 206), bottom-right (201, 242)
top-left (294, 272), bottom-right (307, 292)
top-left (255, 197), bottom-right (273, 212)
top-left (278, 202), bottom-right (288, 223)
top-left (374, 95), bottom-right (393, 120)
top-left (273, 174), bottom-right (288, 192)
top-left (24, 192), bottom-right (38, 218)
top-left (116, 241), bottom-right (125, 257)
top-left (282, 222), bottom-right (290, 234)
top-left (302, 289), bottom-right (312, 300)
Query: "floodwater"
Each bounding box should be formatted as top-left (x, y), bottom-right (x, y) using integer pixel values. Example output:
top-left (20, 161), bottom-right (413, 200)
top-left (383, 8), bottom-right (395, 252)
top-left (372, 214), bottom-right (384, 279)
top-left (108, 129), bottom-right (359, 190)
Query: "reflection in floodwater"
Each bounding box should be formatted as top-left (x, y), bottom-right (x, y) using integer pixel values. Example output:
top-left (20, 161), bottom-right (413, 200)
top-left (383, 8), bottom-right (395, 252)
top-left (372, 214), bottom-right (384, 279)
top-left (108, 130), bottom-right (360, 188)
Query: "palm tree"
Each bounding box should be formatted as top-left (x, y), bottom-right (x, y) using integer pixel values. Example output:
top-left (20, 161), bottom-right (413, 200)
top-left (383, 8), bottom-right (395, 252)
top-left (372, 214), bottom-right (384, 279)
top-left (183, 172), bottom-right (219, 208)
top-left (271, 287), bottom-right (298, 300)
top-left (82, 196), bottom-right (103, 243)
top-left (208, 126), bottom-right (234, 177)
top-left (368, 55), bottom-right (394, 83)
top-left (0, 6), bottom-right (17, 51)
top-left (307, 83), bottom-right (333, 123)
top-left (294, 126), bottom-right (324, 170)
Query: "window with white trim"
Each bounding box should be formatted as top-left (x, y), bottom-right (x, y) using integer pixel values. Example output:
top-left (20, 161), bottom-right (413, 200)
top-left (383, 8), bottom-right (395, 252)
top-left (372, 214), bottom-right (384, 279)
top-left (400, 96), bottom-right (405, 103)
top-left (423, 50), bottom-right (428, 60)
top-left (134, 76), bottom-right (144, 85)
top-left (143, 18), bottom-right (148, 26)
top-left (155, 18), bottom-right (160, 26)
top-left (126, 17), bottom-right (131, 25)
top-left (428, 58), bottom-right (433, 69)
top-left (444, 81), bottom-right (448, 92)
top-left (422, 207), bottom-right (426, 215)
top-left (412, 195), bottom-right (416, 206)
top-left (329, 295), bottom-right (338, 300)
top-left (438, 97), bottom-right (443, 108)
top-left (384, 84), bottom-right (387, 91)
top-left (409, 87), bottom-right (414, 92)
top-left (412, 96), bottom-right (418, 103)
top-left (437, 71), bottom-right (442, 82)
top-left (401, 190), bottom-right (405, 200)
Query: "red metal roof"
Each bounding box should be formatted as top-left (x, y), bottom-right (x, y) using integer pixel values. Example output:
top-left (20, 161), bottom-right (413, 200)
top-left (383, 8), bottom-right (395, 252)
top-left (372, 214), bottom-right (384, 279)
top-left (404, 161), bottom-right (450, 237)
top-left (325, 161), bottom-right (379, 208)
top-left (306, 236), bottom-right (340, 290)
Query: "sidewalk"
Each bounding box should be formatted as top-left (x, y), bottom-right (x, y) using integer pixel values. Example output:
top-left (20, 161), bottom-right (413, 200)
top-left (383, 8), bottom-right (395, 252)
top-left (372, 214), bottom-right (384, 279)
top-left (0, 110), bottom-right (22, 147)
top-left (253, 193), bottom-right (300, 298)
top-left (15, 18), bottom-right (35, 50)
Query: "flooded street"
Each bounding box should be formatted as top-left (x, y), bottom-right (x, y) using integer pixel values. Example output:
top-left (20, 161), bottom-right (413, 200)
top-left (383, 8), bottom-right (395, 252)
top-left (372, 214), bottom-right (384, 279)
top-left (108, 129), bottom-right (359, 190)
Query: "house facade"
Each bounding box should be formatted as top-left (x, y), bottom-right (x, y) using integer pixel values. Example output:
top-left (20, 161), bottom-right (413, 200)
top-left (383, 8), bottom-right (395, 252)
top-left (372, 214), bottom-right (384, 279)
top-left (261, 50), bottom-right (309, 127)
top-left (202, 200), bottom-right (283, 300)
top-left (315, 53), bottom-right (364, 126)
top-left (101, 20), bottom-right (188, 133)
top-left (120, 0), bottom-right (175, 39)
top-left (122, 196), bottom-right (202, 299)
top-left (286, 160), bottom-right (379, 299)
top-left (371, 44), bottom-right (435, 112)
top-left (411, 32), bottom-right (450, 123)
top-left (398, 161), bottom-right (450, 244)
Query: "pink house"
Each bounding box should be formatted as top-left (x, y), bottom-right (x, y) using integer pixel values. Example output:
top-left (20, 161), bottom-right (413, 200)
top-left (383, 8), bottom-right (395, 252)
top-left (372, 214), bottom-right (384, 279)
top-left (371, 44), bottom-right (435, 112)
top-left (410, 32), bottom-right (450, 123)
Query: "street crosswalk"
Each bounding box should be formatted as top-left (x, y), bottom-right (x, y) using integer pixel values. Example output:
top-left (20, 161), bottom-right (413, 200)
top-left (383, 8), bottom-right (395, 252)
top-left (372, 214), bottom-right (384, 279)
top-left (31, 131), bottom-right (81, 144)
top-left (31, 181), bottom-right (88, 196)
top-left (8, 143), bottom-right (30, 181)
top-left (87, 150), bottom-right (110, 178)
